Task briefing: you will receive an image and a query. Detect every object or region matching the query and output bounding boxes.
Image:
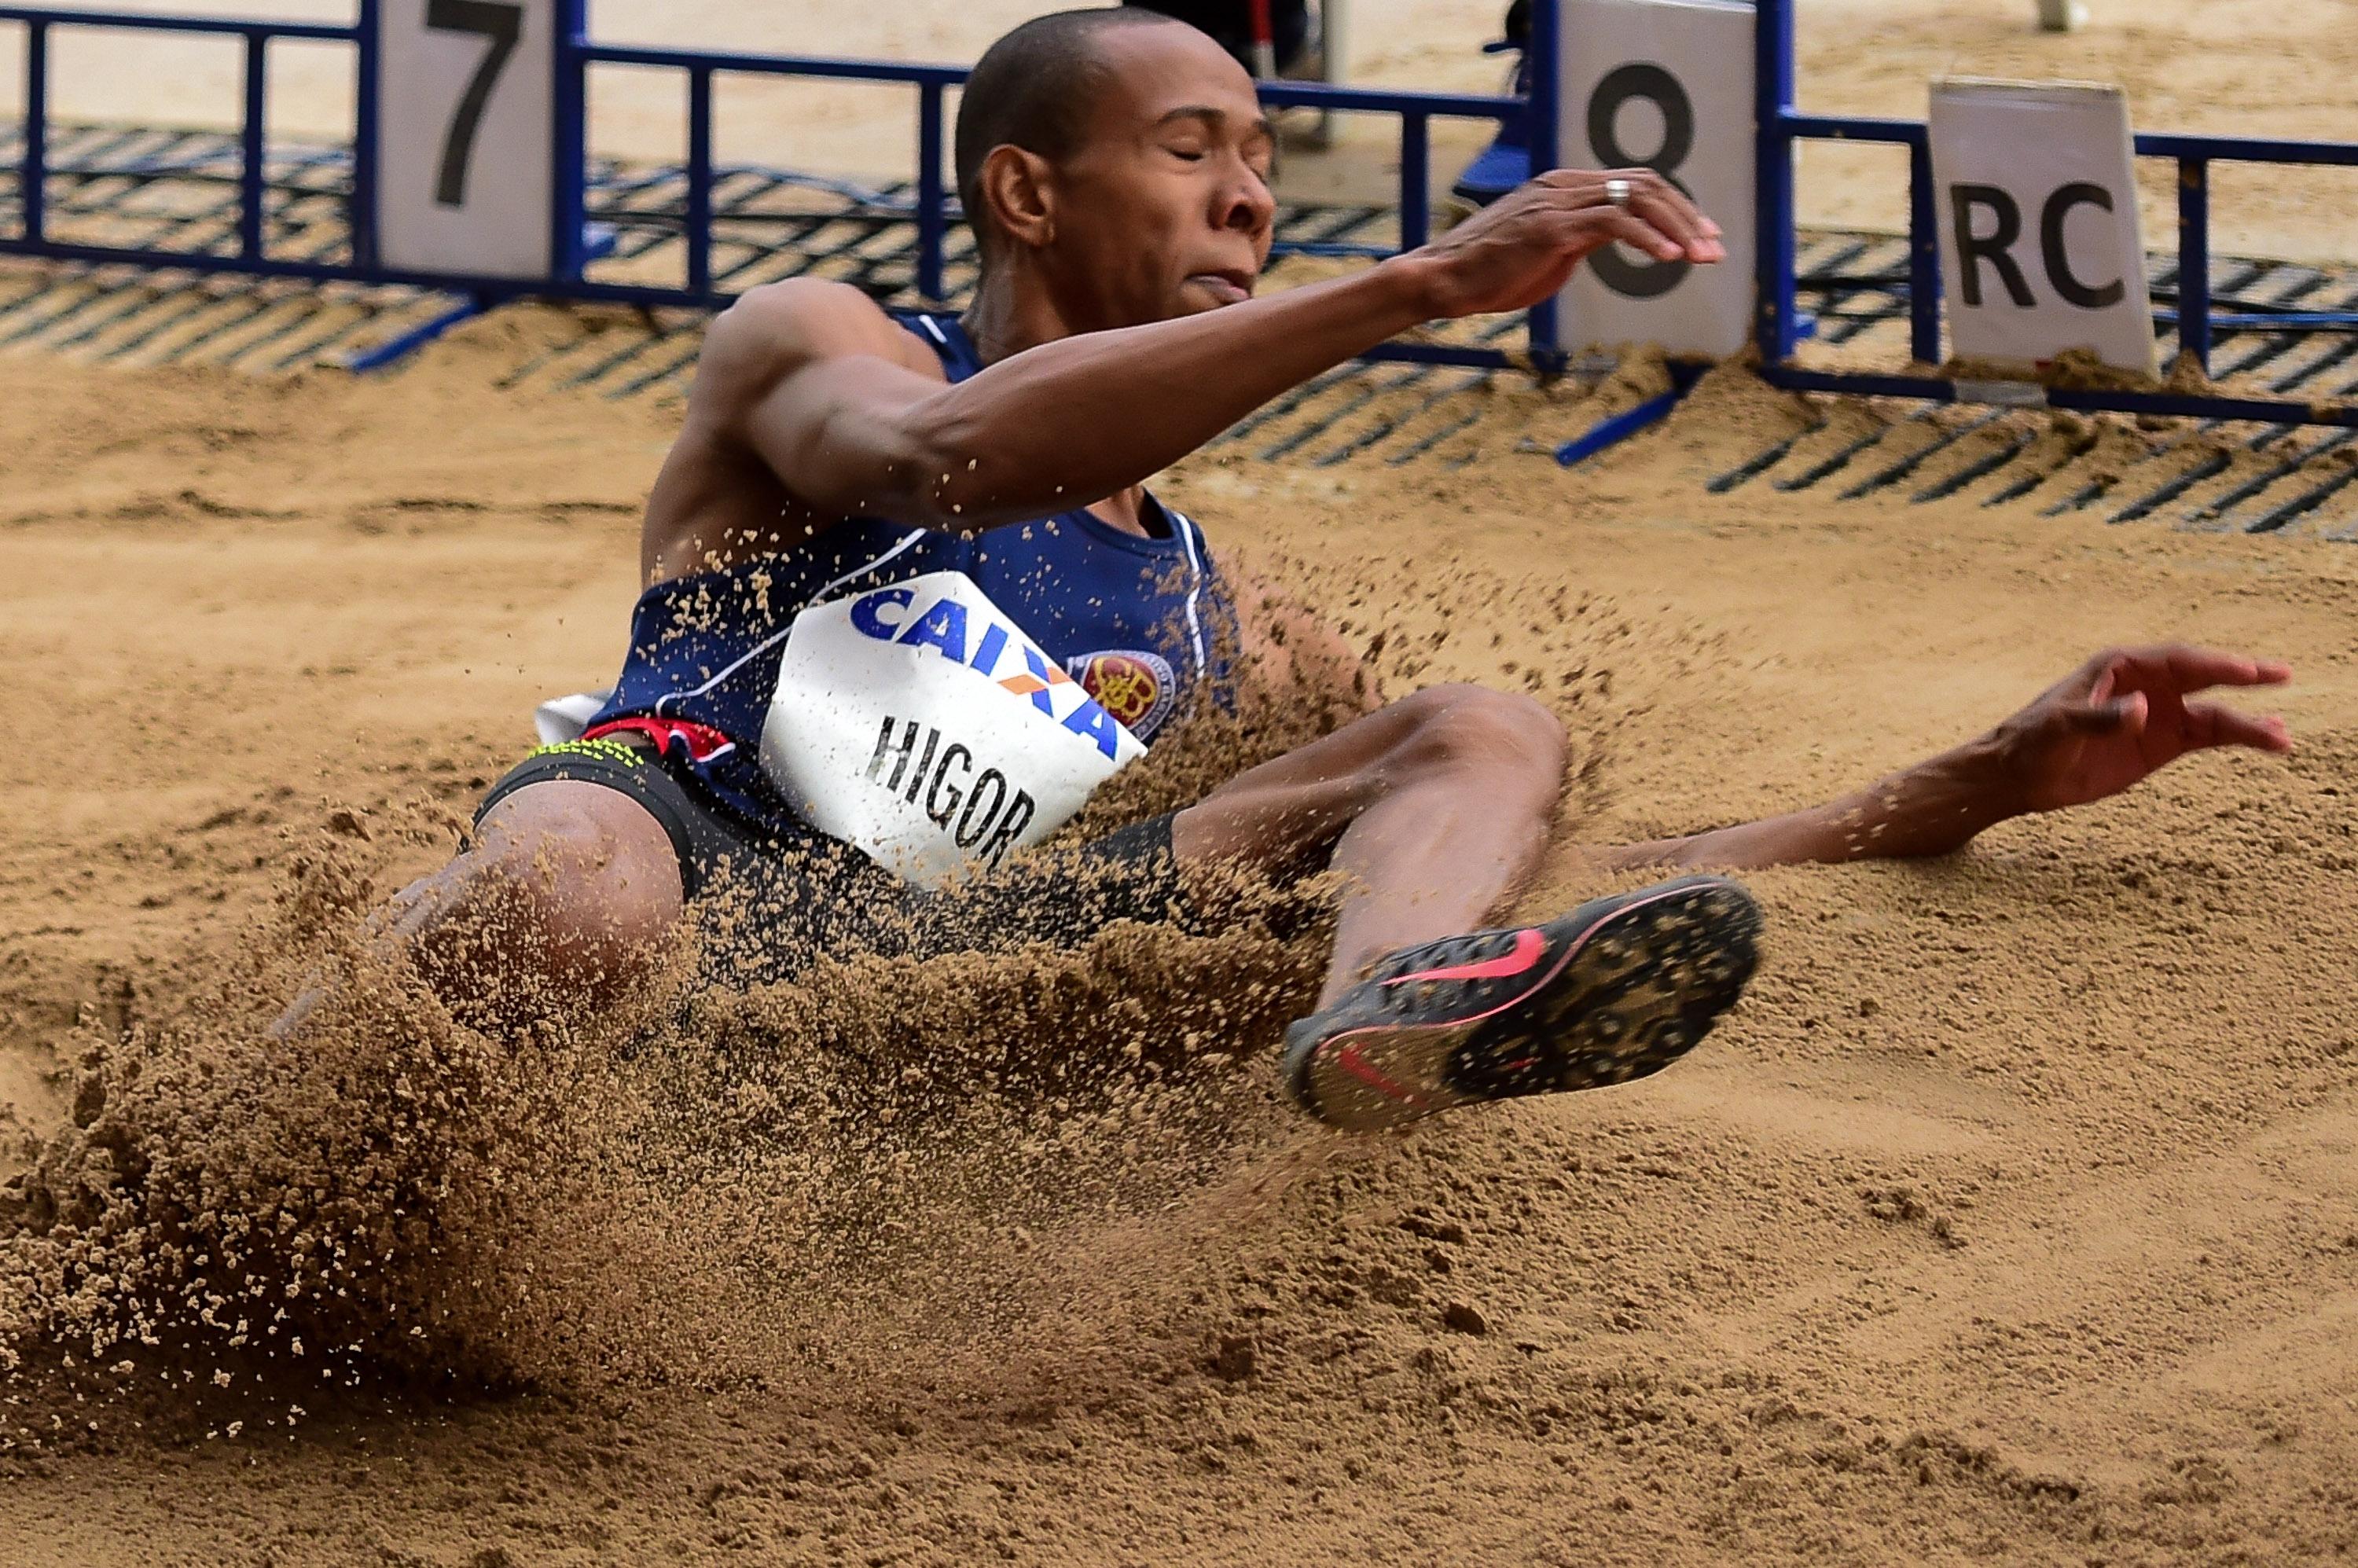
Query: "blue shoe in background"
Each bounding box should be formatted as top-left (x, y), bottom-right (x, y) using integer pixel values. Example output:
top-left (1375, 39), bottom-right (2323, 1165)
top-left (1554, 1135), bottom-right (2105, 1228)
top-left (1450, 5), bottom-right (1533, 208)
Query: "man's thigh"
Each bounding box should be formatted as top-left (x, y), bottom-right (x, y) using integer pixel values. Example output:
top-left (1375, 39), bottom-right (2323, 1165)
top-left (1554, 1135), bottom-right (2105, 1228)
top-left (385, 777), bottom-right (688, 1015)
top-left (468, 743), bottom-right (844, 989)
top-left (1170, 684), bottom-right (1566, 874)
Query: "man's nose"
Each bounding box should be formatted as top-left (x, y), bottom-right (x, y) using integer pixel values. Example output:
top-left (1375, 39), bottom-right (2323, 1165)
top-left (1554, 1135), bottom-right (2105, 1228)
top-left (1220, 168), bottom-right (1276, 236)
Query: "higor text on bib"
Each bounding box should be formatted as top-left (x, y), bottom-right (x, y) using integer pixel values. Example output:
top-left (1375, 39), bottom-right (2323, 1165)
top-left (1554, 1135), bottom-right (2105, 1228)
top-left (761, 571), bottom-right (1148, 884)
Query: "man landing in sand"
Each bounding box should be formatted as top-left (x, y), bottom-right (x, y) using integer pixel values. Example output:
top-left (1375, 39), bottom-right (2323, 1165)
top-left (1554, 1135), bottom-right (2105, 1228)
top-left (303, 8), bottom-right (2293, 1132)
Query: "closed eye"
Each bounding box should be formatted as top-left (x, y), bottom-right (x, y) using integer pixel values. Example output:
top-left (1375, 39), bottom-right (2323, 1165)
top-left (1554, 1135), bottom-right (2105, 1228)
top-left (1242, 132), bottom-right (1276, 183)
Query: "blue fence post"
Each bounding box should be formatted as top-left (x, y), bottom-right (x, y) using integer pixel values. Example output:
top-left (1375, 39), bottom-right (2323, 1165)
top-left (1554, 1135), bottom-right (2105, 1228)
top-left (352, 0), bottom-right (379, 268)
top-left (549, 0), bottom-right (590, 281)
top-left (240, 31), bottom-right (267, 259)
top-left (1524, 0), bottom-right (1560, 369)
top-left (916, 79), bottom-right (945, 303)
top-left (1907, 126), bottom-right (1939, 365)
top-left (2176, 155), bottom-right (2210, 372)
top-left (685, 64), bottom-right (713, 299)
top-left (1752, 0), bottom-right (1797, 362)
top-left (21, 18), bottom-right (46, 244)
top-left (1398, 108), bottom-right (1430, 252)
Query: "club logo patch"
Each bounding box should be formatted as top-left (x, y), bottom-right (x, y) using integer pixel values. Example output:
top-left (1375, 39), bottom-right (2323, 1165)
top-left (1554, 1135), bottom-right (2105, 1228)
top-left (1068, 649), bottom-right (1175, 739)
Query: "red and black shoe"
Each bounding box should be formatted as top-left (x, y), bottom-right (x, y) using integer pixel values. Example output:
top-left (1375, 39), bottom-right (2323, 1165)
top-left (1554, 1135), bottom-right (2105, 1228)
top-left (1282, 875), bottom-right (1763, 1132)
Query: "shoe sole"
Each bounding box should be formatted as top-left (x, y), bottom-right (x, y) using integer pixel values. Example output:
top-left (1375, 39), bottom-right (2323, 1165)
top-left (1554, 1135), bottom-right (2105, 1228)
top-left (1288, 877), bottom-right (1762, 1133)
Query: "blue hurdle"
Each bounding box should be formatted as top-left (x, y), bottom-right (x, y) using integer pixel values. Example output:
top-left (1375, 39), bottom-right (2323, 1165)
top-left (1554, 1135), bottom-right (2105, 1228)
top-left (4, 0), bottom-right (2356, 436)
top-left (0, 0), bottom-right (1548, 372)
top-left (1750, 0), bottom-right (2358, 431)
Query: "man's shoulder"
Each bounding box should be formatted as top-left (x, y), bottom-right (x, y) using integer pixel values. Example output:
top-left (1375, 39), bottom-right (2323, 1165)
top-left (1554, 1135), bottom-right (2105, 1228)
top-left (700, 279), bottom-right (933, 393)
top-left (715, 276), bottom-right (895, 340)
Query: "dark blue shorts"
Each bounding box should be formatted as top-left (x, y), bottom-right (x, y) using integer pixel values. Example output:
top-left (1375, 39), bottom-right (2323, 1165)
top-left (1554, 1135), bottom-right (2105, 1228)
top-left (476, 736), bottom-right (1202, 983)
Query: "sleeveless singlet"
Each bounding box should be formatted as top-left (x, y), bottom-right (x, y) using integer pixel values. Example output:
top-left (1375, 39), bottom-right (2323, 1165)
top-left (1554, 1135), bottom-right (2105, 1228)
top-left (583, 311), bottom-right (1235, 839)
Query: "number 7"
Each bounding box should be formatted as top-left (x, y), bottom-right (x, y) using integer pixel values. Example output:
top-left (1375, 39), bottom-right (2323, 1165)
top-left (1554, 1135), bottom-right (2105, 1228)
top-left (427, 0), bottom-right (524, 208)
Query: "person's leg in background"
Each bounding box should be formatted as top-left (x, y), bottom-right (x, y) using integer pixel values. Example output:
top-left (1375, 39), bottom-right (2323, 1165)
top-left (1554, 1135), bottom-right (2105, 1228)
top-left (1121, 0), bottom-right (1315, 75)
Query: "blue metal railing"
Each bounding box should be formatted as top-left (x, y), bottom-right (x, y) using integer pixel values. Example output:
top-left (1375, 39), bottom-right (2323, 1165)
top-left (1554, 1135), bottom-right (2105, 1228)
top-left (570, 42), bottom-right (966, 309)
top-left (9, 0), bottom-right (2358, 428)
top-left (1, 1), bottom-right (1550, 369)
top-left (570, 33), bottom-right (1538, 366)
top-left (0, 4), bottom-right (357, 266)
top-left (352, 0), bottom-right (377, 267)
top-left (1752, 0), bottom-right (2358, 428)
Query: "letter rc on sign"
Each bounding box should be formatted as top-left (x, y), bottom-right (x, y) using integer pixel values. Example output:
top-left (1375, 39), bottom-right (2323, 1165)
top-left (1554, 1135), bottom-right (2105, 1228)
top-left (1929, 79), bottom-right (2155, 374)
top-left (374, 0), bottom-right (556, 279)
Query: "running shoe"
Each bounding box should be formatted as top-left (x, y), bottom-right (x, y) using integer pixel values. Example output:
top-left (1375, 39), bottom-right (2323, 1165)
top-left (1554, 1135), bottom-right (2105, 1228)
top-left (1283, 875), bottom-right (1763, 1132)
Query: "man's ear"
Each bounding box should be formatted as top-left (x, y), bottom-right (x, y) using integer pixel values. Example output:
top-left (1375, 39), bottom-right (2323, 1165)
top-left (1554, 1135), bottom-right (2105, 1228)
top-left (977, 144), bottom-right (1057, 252)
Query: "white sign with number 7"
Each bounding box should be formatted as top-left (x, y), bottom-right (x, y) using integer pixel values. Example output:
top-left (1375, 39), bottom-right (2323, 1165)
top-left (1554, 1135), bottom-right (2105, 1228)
top-left (375, 0), bottom-right (554, 280)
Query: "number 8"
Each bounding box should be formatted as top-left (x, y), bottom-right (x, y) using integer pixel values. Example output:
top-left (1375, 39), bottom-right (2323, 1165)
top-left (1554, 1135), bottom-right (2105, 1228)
top-left (1586, 62), bottom-right (1695, 300)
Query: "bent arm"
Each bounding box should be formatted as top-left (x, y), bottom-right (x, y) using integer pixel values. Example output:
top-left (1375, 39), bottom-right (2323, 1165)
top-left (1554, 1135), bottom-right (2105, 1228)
top-left (1226, 562), bottom-right (1384, 722)
top-left (720, 267), bottom-right (1430, 533)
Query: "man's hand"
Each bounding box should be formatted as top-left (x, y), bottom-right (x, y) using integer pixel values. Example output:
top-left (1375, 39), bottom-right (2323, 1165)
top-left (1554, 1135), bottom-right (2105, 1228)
top-left (1987, 644), bottom-right (2294, 815)
top-left (1392, 169), bottom-right (1725, 321)
top-left (1589, 642), bottom-right (2294, 876)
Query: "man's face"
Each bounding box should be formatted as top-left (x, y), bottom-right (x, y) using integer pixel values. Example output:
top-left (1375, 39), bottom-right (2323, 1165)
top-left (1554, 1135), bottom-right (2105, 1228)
top-left (1034, 24), bottom-right (1277, 329)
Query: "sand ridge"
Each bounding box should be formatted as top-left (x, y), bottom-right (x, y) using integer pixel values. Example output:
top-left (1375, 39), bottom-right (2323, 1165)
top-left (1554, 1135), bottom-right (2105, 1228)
top-left (0, 322), bottom-right (2352, 1562)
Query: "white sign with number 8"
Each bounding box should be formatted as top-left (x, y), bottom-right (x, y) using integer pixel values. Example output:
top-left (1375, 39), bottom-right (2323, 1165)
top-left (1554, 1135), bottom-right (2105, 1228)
top-left (375, 0), bottom-right (554, 280)
top-left (1553, 0), bottom-right (1757, 359)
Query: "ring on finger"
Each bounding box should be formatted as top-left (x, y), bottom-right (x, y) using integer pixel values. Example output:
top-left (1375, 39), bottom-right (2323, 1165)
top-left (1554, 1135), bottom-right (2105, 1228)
top-left (1603, 177), bottom-right (1633, 208)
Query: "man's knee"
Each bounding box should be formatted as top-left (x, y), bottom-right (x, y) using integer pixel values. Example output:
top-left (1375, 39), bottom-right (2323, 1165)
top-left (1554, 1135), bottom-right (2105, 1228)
top-left (1390, 684), bottom-right (1568, 787)
top-left (405, 785), bottom-right (685, 1002)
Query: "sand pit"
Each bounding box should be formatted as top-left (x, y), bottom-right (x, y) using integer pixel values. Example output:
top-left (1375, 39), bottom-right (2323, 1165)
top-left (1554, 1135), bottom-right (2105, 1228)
top-left (1, 314), bottom-right (2355, 1562)
top-left (2, 3), bottom-right (2356, 1559)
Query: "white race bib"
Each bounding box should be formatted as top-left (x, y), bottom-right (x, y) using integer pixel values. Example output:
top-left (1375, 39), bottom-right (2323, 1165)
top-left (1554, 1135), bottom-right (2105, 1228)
top-left (760, 571), bottom-right (1147, 884)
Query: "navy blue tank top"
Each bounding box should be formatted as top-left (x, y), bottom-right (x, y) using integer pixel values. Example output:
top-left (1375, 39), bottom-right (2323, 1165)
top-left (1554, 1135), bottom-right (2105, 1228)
top-left (586, 311), bottom-right (1233, 835)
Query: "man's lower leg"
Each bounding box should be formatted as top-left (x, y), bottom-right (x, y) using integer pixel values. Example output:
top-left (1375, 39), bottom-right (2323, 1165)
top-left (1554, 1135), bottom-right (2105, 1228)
top-left (1165, 684), bottom-right (1764, 1131)
top-left (1283, 876), bottom-right (1762, 1131)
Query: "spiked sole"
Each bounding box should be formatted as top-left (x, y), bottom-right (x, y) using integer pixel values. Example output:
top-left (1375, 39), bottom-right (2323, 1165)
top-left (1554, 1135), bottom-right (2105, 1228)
top-left (1285, 876), bottom-right (1763, 1133)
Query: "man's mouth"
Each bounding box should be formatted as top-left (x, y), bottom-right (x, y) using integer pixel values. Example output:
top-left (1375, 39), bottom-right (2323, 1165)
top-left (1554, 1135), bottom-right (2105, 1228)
top-left (1188, 270), bottom-right (1255, 306)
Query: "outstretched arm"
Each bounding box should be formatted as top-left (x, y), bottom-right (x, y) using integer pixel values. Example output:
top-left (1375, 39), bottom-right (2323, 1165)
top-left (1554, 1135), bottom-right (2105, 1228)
top-left (1590, 645), bottom-right (2294, 874)
top-left (713, 169), bottom-right (1720, 533)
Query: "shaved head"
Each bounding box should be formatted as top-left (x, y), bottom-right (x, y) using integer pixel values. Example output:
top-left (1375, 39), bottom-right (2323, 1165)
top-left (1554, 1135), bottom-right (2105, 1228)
top-left (953, 7), bottom-right (1191, 253)
top-left (950, 7), bottom-right (1273, 326)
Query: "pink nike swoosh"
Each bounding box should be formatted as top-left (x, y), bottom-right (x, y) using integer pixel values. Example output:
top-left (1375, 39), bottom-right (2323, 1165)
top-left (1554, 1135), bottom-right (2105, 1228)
top-left (1383, 927), bottom-right (1545, 987)
top-left (1335, 1040), bottom-right (1425, 1104)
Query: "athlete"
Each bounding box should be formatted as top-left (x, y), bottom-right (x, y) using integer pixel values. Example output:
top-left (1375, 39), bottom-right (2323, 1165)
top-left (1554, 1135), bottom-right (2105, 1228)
top-left (310, 8), bottom-right (2293, 1133)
